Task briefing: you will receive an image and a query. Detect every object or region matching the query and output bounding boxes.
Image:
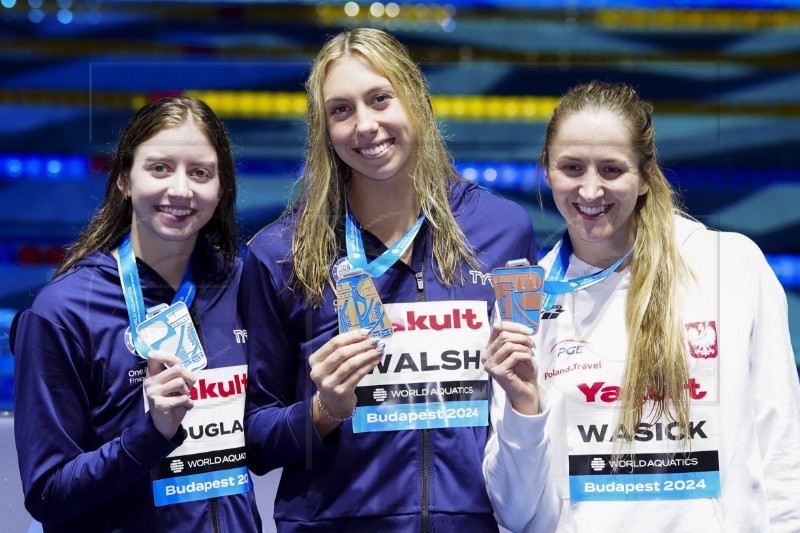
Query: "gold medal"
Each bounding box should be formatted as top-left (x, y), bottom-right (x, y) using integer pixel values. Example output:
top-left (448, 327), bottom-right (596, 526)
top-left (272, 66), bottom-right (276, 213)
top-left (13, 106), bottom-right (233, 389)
top-left (336, 268), bottom-right (394, 338)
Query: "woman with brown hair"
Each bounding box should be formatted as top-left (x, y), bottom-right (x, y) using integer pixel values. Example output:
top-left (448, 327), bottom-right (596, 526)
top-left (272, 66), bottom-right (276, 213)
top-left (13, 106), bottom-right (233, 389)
top-left (12, 96), bottom-right (261, 532)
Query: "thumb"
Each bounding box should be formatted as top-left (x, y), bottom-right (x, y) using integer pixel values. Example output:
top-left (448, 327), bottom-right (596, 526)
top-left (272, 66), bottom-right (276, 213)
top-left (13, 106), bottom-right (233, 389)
top-left (146, 350), bottom-right (182, 377)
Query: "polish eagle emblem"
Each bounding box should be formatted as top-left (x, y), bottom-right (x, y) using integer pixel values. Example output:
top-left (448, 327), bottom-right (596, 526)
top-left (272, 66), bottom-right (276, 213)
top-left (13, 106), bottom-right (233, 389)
top-left (685, 321), bottom-right (718, 359)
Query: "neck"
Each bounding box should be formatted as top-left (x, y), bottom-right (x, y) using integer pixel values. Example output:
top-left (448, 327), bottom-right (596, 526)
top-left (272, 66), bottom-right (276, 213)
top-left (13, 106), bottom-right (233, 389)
top-left (347, 177), bottom-right (421, 247)
top-left (568, 230), bottom-right (635, 271)
top-left (129, 230), bottom-right (196, 290)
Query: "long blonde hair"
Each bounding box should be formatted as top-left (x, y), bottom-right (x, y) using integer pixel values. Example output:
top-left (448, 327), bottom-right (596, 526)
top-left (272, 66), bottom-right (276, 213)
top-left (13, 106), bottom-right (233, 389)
top-left (289, 27), bottom-right (477, 304)
top-left (542, 81), bottom-right (692, 447)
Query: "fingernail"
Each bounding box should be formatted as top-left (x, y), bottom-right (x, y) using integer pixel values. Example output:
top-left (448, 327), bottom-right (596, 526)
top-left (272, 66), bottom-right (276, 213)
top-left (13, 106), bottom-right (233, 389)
top-left (369, 336), bottom-right (380, 345)
top-left (359, 327), bottom-right (371, 336)
top-left (522, 326), bottom-right (534, 335)
top-left (376, 342), bottom-right (386, 352)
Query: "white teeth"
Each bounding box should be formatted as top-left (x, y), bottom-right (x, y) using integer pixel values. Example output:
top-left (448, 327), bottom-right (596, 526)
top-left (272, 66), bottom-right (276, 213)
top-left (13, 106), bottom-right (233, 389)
top-left (358, 140), bottom-right (391, 157)
top-left (159, 206), bottom-right (192, 216)
top-left (577, 204), bottom-right (609, 216)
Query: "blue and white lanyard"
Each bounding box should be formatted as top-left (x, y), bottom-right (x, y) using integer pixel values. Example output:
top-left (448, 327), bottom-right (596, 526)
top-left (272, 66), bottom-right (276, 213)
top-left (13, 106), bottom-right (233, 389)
top-left (116, 234), bottom-right (196, 357)
top-left (344, 200), bottom-right (426, 279)
top-left (542, 233), bottom-right (633, 311)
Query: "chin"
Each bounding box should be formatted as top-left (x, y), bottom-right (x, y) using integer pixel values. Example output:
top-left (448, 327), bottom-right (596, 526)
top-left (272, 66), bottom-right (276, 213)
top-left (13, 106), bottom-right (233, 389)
top-left (155, 231), bottom-right (199, 243)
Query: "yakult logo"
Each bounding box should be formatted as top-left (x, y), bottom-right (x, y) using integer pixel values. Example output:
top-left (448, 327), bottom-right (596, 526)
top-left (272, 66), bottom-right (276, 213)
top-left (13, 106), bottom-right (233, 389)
top-left (190, 373), bottom-right (248, 401)
top-left (392, 308), bottom-right (483, 332)
top-left (686, 321), bottom-right (718, 359)
top-left (578, 378), bottom-right (708, 403)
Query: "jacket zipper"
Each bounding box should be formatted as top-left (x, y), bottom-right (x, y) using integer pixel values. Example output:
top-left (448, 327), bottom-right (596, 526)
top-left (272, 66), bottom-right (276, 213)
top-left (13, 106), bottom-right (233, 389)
top-left (415, 235), bottom-right (429, 533)
top-left (211, 497), bottom-right (220, 533)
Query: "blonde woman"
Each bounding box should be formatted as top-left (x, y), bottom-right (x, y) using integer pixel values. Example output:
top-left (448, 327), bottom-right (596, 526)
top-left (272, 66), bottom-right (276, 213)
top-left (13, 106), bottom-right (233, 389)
top-left (483, 81), bottom-right (800, 532)
top-left (240, 28), bottom-right (537, 530)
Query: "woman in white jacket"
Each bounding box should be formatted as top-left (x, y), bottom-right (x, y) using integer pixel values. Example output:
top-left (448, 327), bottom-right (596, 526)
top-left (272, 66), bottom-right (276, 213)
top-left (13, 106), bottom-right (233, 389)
top-left (482, 80), bottom-right (800, 533)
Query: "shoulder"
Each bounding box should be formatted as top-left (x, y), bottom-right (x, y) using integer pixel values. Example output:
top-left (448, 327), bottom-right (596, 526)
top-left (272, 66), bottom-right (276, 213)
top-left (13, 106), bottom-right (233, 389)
top-left (676, 214), bottom-right (766, 265)
top-left (450, 181), bottom-right (533, 243)
top-left (241, 214), bottom-right (298, 294)
top-left (197, 238), bottom-right (243, 285)
top-left (246, 212), bottom-right (295, 265)
top-left (26, 251), bottom-right (117, 318)
top-left (11, 252), bottom-right (118, 350)
top-left (451, 180), bottom-right (531, 225)
top-left (448, 181), bottom-right (537, 268)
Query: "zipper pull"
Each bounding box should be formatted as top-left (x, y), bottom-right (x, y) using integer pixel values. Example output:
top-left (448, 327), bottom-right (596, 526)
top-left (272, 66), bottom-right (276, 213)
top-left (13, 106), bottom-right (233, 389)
top-left (415, 271), bottom-right (424, 291)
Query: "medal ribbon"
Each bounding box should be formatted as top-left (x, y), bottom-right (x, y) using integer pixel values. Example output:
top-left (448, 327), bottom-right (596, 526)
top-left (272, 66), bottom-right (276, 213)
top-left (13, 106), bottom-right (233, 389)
top-left (116, 233), bottom-right (196, 357)
top-left (542, 232), bottom-right (633, 311)
top-left (344, 200), bottom-right (425, 279)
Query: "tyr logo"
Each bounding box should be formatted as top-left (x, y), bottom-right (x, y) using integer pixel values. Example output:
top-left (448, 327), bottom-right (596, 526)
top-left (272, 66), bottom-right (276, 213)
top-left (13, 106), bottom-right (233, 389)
top-left (469, 270), bottom-right (492, 286)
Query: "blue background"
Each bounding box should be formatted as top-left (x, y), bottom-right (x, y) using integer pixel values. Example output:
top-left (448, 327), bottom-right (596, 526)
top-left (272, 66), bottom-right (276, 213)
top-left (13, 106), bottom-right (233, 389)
top-left (2, 0), bottom-right (800, 412)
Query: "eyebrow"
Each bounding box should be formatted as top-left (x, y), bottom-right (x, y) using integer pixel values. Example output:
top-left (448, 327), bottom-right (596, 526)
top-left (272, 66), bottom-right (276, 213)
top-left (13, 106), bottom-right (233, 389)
top-left (324, 84), bottom-right (395, 104)
top-left (142, 156), bottom-right (217, 167)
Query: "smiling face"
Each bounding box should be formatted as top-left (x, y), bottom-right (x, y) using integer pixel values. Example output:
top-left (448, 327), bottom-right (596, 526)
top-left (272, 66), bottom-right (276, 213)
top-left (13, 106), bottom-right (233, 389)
top-left (121, 118), bottom-right (220, 258)
top-left (546, 107), bottom-right (650, 267)
top-left (323, 54), bottom-right (417, 185)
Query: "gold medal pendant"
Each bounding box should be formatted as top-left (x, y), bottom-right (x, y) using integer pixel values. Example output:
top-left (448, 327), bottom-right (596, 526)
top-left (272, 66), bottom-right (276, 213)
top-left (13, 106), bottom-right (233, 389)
top-left (336, 267), bottom-right (394, 338)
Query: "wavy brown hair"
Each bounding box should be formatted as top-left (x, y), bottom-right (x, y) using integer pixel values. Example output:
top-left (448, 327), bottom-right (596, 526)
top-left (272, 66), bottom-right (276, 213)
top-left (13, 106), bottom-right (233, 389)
top-left (55, 96), bottom-right (238, 277)
top-left (289, 27), bottom-right (478, 304)
top-left (542, 81), bottom-right (693, 452)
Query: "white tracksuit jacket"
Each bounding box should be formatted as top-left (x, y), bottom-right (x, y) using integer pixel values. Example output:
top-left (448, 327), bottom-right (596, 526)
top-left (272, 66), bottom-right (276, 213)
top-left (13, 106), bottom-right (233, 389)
top-left (484, 215), bottom-right (800, 533)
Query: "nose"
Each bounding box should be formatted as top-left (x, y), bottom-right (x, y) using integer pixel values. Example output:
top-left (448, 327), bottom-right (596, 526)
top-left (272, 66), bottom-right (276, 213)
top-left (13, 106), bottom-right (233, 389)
top-left (168, 169), bottom-right (192, 198)
top-left (578, 168), bottom-right (604, 202)
top-left (355, 105), bottom-right (378, 136)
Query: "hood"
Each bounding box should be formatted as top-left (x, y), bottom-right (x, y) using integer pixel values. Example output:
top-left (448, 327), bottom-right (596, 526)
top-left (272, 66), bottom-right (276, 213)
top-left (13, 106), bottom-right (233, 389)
top-left (674, 214), bottom-right (707, 247)
top-left (70, 248), bottom-right (119, 278)
top-left (447, 179), bottom-right (481, 220)
top-left (66, 235), bottom-right (233, 288)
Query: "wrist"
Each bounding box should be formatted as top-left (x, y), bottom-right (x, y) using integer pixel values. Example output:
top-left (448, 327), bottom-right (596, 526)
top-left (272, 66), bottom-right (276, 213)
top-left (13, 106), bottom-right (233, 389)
top-left (509, 391), bottom-right (540, 416)
top-left (314, 391), bottom-right (355, 423)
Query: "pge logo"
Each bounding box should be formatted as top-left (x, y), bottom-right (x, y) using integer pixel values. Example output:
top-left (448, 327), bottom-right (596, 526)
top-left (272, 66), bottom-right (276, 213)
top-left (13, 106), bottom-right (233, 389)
top-left (686, 321), bottom-right (718, 359)
top-left (553, 341), bottom-right (587, 358)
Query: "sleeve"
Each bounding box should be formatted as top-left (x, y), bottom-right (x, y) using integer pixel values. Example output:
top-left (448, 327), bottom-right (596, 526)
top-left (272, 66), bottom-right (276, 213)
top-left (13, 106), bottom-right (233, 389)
top-left (483, 379), bottom-right (560, 533)
top-left (11, 309), bottom-right (180, 523)
top-left (238, 247), bottom-right (329, 476)
top-left (744, 239), bottom-right (800, 531)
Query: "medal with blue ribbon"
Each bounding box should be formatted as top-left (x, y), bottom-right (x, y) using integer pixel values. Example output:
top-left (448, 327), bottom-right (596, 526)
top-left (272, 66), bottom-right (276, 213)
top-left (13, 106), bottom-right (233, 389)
top-left (116, 233), bottom-right (196, 358)
top-left (542, 233), bottom-right (634, 311)
top-left (336, 201), bottom-right (425, 338)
